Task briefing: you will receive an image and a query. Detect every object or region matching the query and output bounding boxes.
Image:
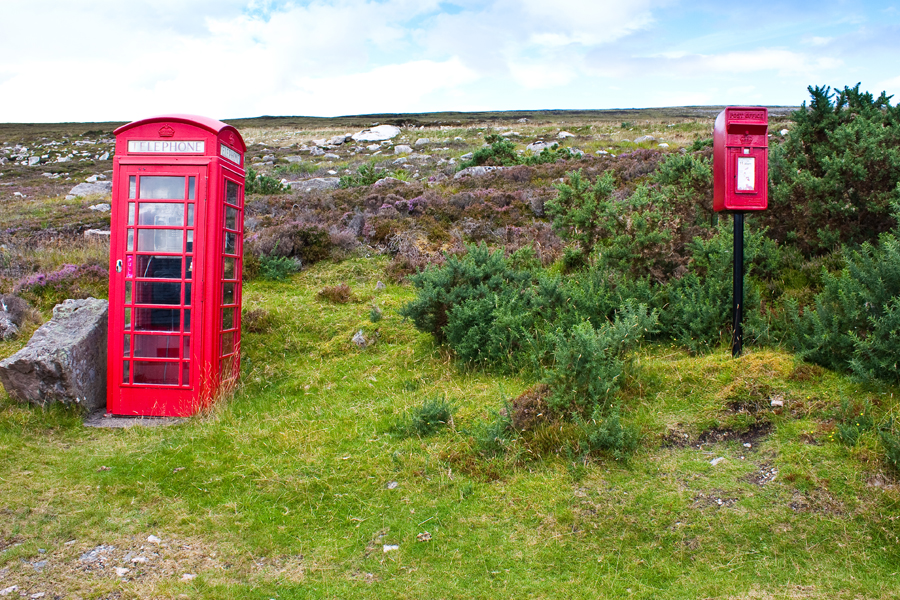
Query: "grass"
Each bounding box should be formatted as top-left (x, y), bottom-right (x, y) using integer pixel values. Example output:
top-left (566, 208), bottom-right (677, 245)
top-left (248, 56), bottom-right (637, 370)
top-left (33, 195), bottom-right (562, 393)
top-left (1, 256), bottom-right (899, 598)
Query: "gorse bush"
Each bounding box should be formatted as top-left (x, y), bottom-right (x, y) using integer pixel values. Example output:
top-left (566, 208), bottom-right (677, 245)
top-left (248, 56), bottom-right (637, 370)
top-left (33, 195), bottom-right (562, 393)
top-left (245, 167), bottom-right (286, 195)
top-left (458, 134), bottom-right (576, 170)
top-left (339, 162), bottom-right (410, 188)
top-left (768, 84), bottom-right (900, 252)
top-left (580, 409), bottom-right (641, 461)
top-left (394, 397), bottom-right (453, 438)
top-left (259, 255), bottom-right (301, 281)
top-left (790, 206), bottom-right (900, 383)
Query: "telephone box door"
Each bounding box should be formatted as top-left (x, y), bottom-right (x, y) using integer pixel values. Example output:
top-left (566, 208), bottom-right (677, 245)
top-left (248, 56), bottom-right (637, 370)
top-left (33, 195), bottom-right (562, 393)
top-left (109, 166), bottom-right (206, 415)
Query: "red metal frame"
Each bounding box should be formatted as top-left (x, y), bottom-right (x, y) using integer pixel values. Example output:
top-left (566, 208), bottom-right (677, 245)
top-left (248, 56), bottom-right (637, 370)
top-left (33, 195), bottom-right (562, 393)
top-left (108, 115), bottom-right (246, 416)
top-left (713, 107), bottom-right (768, 212)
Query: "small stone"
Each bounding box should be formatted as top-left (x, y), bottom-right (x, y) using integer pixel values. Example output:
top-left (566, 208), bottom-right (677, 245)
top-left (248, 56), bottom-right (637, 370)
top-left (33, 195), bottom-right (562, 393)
top-left (115, 567), bottom-right (130, 577)
top-left (375, 281), bottom-right (386, 290)
top-left (743, 443), bottom-right (752, 448)
top-left (414, 138), bottom-right (430, 147)
top-left (310, 147), bottom-right (325, 156)
top-left (85, 175), bottom-right (98, 182)
top-left (386, 481), bottom-right (398, 489)
top-left (0, 586), bottom-right (18, 596)
top-left (596, 150), bottom-right (608, 155)
top-left (181, 573), bottom-right (197, 581)
top-left (780, 129), bottom-right (789, 136)
top-left (366, 144), bottom-right (380, 151)
top-left (131, 556), bottom-right (148, 564)
top-left (28, 156), bottom-right (41, 166)
top-left (352, 330), bottom-right (367, 348)
top-left (323, 153), bottom-right (340, 160)
top-left (394, 145), bottom-right (412, 155)
top-left (634, 135), bottom-right (656, 143)
top-left (88, 203), bottom-right (111, 212)
top-left (382, 544), bottom-right (399, 553)
top-left (770, 398), bottom-right (784, 408)
top-left (557, 131), bottom-right (575, 139)
top-left (30, 593), bottom-right (46, 599)
top-left (31, 561), bottom-right (47, 570)
top-left (147, 535), bottom-right (161, 544)
top-left (98, 152), bottom-right (110, 161)
top-left (658, 143), bottom-right (669, 148)
top-left (710, 457), bottom-right (726, 466)
top-left (416, 532), bottom-right (432, 542)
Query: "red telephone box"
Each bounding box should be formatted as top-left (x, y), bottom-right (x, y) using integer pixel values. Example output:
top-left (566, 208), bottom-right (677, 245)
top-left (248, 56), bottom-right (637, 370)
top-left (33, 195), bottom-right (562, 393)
top-left (713, 107), bottom-right (768, 212)
top-left (107, 114), bottom-right (246, 417)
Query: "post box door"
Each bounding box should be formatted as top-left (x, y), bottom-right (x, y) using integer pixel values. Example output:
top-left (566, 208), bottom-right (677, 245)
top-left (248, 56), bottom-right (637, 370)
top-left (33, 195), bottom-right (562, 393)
top-left (110, 167), bottom-right (206, 401)
top-left (728, 147), bottom-right (767, 209)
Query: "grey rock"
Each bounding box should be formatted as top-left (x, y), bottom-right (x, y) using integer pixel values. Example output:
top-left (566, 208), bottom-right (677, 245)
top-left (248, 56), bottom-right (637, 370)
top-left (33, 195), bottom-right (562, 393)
top-left (634, 135), bottom-right (656, 143)
top-left (84, 229), bottom-right (111, 241)
top-left (376, 281), bottom-right (386, 290)
top-left (557, 131), bottom-right (575, 139)
top-left (657, 143), bottom-right (669, 148)
top-left (88, 203), bottom-right (111, 212)
top-left (329, 134), bottom-right (351, 145)
top-left (501, 131), bottom-right (520, 137)
top-left (323, 153), bottom-right (340, 160)
top-left (372, 176), bottom-right (409, 187)
top-left (393, 157), bottom-right (408, 165)
top-left (0, 312), bottom-right (18, 341)
top-left (262, 154), bottom-right (275, 161)
top-left (394, 145), bottom-right (412, 155)
top-left (352, 125), bottom-right (401, 142)
top-left (414, 138), bottom-right (430, 147)
top-left (312, 138), bottom-right (327, 147)
top-left (460, 152), bottom-right (473, 160)
top-left (352, 330), bottom-right (368, 348)
top-left (517, 117), bottom-right (528, 123)
top-left (284, 156), bottom-right (306, 163)
top-left (526, 141), bottom-right (551, 152)
top-left (56, 156), bottom-right (71, 163)
top-left (453, 166), bottom-right (508, 179)
top-left (98, 152), bottom-right (110, 161)
top-left (348, 214), bottom-right (365, 236)
top-left (28, 156), bottom-right (41, 166)
top-left (596, 150), bottom-right (609, 155)
top-left (0, 298), bottom-right (108, 412)
top-left (310, 147), bottom-right (325, 156)
top-left (366, 144), bottom-right (381, 152)
top-left (68, 182), bottom-right (112, 197)
top-left (287, 177), bottom-right (341, 192)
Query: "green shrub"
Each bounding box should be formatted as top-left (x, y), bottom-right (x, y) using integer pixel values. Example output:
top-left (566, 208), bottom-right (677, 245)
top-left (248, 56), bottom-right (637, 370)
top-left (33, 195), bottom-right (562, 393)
top-left (879, 426), bottom-right (900, 472)
top-left (458, 134), bottom-right (575, 170)
top-left (259, 255), bottom-right (301, 281)
top-left (581, 409), bottom-right (641, 461)
top-left (394, 397), bottom-right (453, 438)
top-left (339, 162), bottom-right (389, 188)
top-left (274, 162), bottom-right (317, 177)
top-left (545, 170), bottom-right (617, 261)
top-left (369, 305), bottom-right (383, 323)
top-left (543, 301), bottom-right (657, 417)
top-left (831, 398), bottom-right (875, 446)
top-left (767, 84), bottom-right (900, 252)
top-left (470, 406), bottom-right (515, 458)
top-left (790, 212), bottom-right (900, 383)
top-left (246, 167), bottom-right (286, 195)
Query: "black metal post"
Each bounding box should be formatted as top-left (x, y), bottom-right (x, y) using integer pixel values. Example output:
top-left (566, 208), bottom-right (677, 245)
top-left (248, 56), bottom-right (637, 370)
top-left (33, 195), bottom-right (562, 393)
top-left (732, 212), bottom-right (744, 357)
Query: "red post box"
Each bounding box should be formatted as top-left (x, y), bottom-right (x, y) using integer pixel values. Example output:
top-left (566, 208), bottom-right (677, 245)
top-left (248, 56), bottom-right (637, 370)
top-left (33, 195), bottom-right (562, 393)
top-left (713, 107), bottom-right (768, 212)
top-left (107, 115), bottom-right (246, 417)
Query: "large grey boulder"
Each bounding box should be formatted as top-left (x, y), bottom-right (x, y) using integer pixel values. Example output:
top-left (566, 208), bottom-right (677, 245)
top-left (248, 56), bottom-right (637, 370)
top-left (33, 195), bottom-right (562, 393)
top-left (352, 125), bottom-right (401, 142)
top-left (453, 165), bottom-right (508, 179)
top-left (68, 181), bottom-right (113, 197)
top-left (287, 177), bottom-right (341, 192)
top-left (0, 298), bottom-right (108, 411)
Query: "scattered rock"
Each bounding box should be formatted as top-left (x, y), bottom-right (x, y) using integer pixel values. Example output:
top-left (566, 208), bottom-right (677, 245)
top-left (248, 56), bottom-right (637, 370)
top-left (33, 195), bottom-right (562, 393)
top-left (0, 586), bottom-right (18, 596)
top-left (710, 457), bottom-right (726, 466)
top-left (517, 117), bottom-right (528, 123)
top-left (416, 532), bottom-right (432, 542)
top-left (634, 135), bottom-right (656, 143)
top-left (310, 147), bottom-right (325, 156)
top-left (0, 298), bottom-right (108, 412)
top-left (557, 131), bottom-right (575, 139)
top-left (352, 125), bottom-right (401, 142)
top-left (366, 144), bottom-right (381, 152)
top-left (98, 152), bottom-right (110, 161)
top-left (115, 567), bottom-right (130, 577)
top-left (68, 181), bottom-right (112, 197)
top-left (382, 544), bottom-right (399, 553)
top-left (181, 573), bottom-right (197, 581)
top-left (414, 138), bottom-right (430, 147)
top-left (287, 177), bottom-right (340, 192)
top-left (394, 145), bottom-right (412, 155)
top-left (375, 281), bottom-right (386, 290)
top-left (147, 535), bottom-right (162, 544)
top-left (371, 176), bottom-right (409, 187)
top-left (392, 157), bottom-right (408, 165)
top-left (453, 165), bottom-right (508, 179)
top-left (329, 134), bottom-right (351, 145)
top-left (526, 141), bottom-right (551, 152)
top-left (780, 129), bottom-right (789, 136)
top-left (28, 156), bottom-right (41, 166)
top-left (88, 203), bottom-right (111, 212)
top-left (84, 229), bottom-right (111, 241)
top-left (386, 481), bottom-right (398, 489)
top-left (501, 131), bottom-right (520, 137)
top-left (0, 312), bottom-right (18, 341)
top-left (284, 156), bottom-right (305, 163)
top-left (323, 153), bottom-right (340, 160)
top-left (459, 152), bottom-right (473, 160)
top-left (658, 143), bottom-right (669, 148)
top-left (770, 397), bottom-right (784, 408)
top-left (80, 545), bottom-right (115, 564)
top-left (352, 330), bottom-right (367, 348)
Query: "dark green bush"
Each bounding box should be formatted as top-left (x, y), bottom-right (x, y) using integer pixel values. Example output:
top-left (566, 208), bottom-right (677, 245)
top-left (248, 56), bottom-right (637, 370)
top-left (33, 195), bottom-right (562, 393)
top-left (470, 406), bottom-right (515, 458)
top-left (790, 214), bottom-right (900, 383)
top-left (259, 255), bottom-right (301, 281)
top-left (246, 167), bottom-right (286, 195)
top-left (581, 409), bottom-right (641, 461)
top-left (767, 84), bottom-right (900, 252)
top-left (879, 426), bottom-right (900, 472)
top-left (339, 162), bottom-right (389, 188)
top-left (831, 398), bottom-right (875, 446)
top-left (458, 134), bottom-right (575, 170)
top-left (394, 397), bottom-right (453, 438)
top-left (543, 301), bottom-right (657, 417)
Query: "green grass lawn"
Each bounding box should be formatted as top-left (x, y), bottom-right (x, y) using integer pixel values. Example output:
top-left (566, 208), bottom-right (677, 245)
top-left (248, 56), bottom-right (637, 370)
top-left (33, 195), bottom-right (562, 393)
top-left (1, 256), bottom-right (899, 599)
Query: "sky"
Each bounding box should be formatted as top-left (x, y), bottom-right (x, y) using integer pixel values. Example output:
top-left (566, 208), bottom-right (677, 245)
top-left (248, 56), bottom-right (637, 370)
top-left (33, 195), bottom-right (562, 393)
top-left (1, 0), bottom-right (898, 122)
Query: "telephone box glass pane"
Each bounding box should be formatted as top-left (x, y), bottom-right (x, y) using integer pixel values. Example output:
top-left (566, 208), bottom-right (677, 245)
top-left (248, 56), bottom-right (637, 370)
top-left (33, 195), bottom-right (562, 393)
top-left (223, 257), bottom-right (235, 280)
top-left (127, 230), bottom-right (134, 251)
top-left (185, 257), bottom-right (193, 280)
top-left (134, 308), bottom-right (180, 331)
top-left (136, 282), bottom-right (181, 305)
top-left (125, 282), bottom-right (132, 304)
top-left (136, 255), bottom-right (183, 279)
top-left (123, 334), bottom-right (131, 357)
top-left (139, 176), bottom-right (186, 200)
top-left (221, 332), bottom-right (234, 356)
top-left (134, 334), bottom-right (180, 358)
top-left (138, 203), bottom-right (184, 226)
top-left (184, 309), bottom-right (191, 332)
top-left (222, 307), bottom-right (234, 330)
top-left (225, 206), bottom-right (238, 230)
top-left (127, 202), bottom-right (135, 226)
top-left (188, 177), bottom-right (196, 200)
top-left (183, 336), bottom-right (191, 357)
top-left (187, 230), bottom-right (194, 252)
top-left (124, 308), bottom-right (132, 329)
top-left (187, 204), bottom-right (195, 226)
top-left (123, 361), bottom-right (130, 384)
top-left (226, 180), bottom-right (239, 205)
top-left (184, 283), bottom-right (192, 306)
top-left (182, 362), bottom-right (190, 386)
top-left (224, 232), bottom-right (236, 255)
top-left (222, 282), bottom-right (235, 305)
top-left (138, 229), bottom-right (183, 253)
top-left (737, 157), bottom-right (756, 191)
top-left (133, 362), bottom-right (179, 385)
top-left (129, 176), bottom-right (136, 199)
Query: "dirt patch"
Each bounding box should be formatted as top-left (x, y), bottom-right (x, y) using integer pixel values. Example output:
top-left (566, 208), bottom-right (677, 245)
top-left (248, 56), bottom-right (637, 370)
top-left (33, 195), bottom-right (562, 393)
top-left (788, 489), bottom-right (845, 515)
top-left (745, 463), bottom-right (779, 486)
top-left (510, 384), bottom-right (551, 432)
top-left (691, 490), bottom-right (740, 509)
top-left (697, 421), bottom-right (773, 447)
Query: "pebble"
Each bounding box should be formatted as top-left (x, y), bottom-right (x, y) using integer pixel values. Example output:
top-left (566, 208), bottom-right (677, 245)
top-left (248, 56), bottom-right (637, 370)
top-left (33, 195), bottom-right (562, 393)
top-left (0, 586), bottom-right (18, 597)
top-left (386, 481), bottom-right (398, 489)
top-left (115, 567), bottom-right (130, 577)
top-left (181, 573), bottom-right (197, 581)
top-left (382, 544), bottom-right (399, 553)
top-left (710, 457), bottom-right (726, 466)
top-left (147, 535), bottom-right (162, 544)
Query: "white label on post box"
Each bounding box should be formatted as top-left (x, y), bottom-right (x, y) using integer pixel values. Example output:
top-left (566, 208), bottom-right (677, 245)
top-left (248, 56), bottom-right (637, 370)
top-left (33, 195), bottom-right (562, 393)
top-left (737, 156), bottom-right (755, 191)
top-left (128, 140), bottom-right (205, 154)
top-left (220, 143), bottom-right (241, 164)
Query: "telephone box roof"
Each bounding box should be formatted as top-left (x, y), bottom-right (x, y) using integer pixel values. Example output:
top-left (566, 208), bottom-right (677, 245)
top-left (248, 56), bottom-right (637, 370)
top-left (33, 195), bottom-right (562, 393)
top-left (114, 114), bottom-right (245, 151)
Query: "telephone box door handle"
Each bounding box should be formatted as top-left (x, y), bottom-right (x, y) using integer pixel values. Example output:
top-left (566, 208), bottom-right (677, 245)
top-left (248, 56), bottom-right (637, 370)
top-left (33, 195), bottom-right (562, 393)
top-left (115, 259), bottom-right (123, 273)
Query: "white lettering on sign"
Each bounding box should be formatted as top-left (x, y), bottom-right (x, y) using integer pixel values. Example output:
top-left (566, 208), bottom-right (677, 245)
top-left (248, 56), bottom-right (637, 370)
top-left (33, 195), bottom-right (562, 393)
top-left (127, 140), bottom-right (205, 154)
top-left (220, 143), bottom-right (241, 164)
top-left (737, 156), bottom-right (755, 191)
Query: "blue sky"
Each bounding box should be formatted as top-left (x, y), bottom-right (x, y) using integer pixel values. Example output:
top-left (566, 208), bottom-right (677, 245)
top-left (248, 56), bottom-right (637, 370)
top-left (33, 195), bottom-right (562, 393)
top-left (0, 0), bottom-right (898, 122)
